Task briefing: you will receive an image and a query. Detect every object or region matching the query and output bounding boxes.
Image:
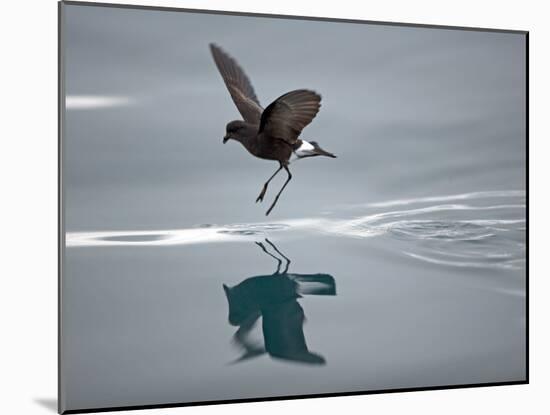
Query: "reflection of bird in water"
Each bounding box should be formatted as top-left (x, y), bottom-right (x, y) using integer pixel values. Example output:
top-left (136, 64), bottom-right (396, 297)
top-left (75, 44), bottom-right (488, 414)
top-left (223, 239), bottom-right (336, 365)
top-left (210, 44), bottom-right (336, 216)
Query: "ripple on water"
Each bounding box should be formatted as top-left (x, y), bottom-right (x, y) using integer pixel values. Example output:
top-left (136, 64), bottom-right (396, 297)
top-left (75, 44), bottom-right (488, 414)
top-left (218, 223), bottom-right (291, 236)
top-left (336, 190), bottom-right (526, 270)
top-left (388, 220), bottom-right (496, 242)
top-left (99, 234), bottom-right (168, 243)
top-left (66, 190), bottom-right (526, 271)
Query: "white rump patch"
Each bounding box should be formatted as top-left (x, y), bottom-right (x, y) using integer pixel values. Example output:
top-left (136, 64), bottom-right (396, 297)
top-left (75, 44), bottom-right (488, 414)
top-left (294, 140), bottom-right (316, 157)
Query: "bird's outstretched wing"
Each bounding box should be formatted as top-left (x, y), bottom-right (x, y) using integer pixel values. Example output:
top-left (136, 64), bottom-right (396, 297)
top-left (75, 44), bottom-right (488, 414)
top-left (209, 43), bottom-right (263, 124)
top-left (259, 89), bottom-right (321, 145)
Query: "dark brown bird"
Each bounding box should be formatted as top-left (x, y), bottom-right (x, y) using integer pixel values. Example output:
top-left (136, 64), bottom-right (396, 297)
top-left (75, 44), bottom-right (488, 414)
top-left (223, 239), bottom-right (336, 364)
top-left (210, 43), bottom-right (336, 216)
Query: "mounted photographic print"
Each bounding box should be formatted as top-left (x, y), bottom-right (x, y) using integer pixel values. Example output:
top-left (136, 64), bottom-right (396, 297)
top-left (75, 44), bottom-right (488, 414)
top-left (58, 1), bottom-right (528, 413)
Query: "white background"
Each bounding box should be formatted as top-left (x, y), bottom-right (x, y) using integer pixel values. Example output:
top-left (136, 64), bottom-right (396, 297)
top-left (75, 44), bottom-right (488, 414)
top-left (0, 0), bottom-right (543, 414)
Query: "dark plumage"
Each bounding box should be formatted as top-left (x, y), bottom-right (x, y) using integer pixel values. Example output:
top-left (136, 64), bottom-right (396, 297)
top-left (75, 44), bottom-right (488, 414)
top-left (223, 239), bottom-right (336, 364)
top-left (210, 43), bottom-right (336, 215)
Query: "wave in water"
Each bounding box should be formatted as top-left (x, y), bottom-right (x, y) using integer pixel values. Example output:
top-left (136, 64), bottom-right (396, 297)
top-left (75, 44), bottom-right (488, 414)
top-left (364, 190), bottom-right (525, 208)
top-left (66, 190), bottom-right (525, 270)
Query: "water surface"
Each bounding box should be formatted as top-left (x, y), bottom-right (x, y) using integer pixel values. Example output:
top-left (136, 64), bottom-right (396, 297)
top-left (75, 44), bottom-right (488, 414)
top-left (61, 4), bottom-right (526, 411)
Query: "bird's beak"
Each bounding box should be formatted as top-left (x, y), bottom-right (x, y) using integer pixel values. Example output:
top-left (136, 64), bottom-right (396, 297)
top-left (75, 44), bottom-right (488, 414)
top-left (223, 134), bottom-right (229, 144)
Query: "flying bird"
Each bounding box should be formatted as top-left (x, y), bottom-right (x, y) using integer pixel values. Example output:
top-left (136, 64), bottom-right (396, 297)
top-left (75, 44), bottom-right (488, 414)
top-left (209, 44), bottom-right (336, 216)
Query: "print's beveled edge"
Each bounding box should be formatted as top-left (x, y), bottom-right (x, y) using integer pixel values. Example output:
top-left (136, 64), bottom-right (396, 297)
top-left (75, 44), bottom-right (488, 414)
top-left (60, 0), bottom-right (529, 35)
top-left (58, 1), bottom-right (66, 414)
top-left (61, 380), bottom-right (528, 414)
top-left (524, 31), bottom-right (529, 386)
top-left (57, 1), bottom-right (530, 414)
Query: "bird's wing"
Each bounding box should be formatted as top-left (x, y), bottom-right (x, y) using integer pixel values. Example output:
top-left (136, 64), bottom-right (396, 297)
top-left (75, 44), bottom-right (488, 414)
top-left (209, 43), bottom-right (263, 124)
top-left (259, 89), bottom-right (321, 145)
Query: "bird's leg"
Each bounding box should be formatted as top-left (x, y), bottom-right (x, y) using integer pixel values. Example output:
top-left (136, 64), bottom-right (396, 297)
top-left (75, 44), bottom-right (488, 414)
top-left (256, 163), bottom-right (283, 203)
top-left (265, 166), bottom-right (292, 216)
top-left (255, 241), bottom-right (281, 274)
top-left (265, 238), bottom-right (291, 273)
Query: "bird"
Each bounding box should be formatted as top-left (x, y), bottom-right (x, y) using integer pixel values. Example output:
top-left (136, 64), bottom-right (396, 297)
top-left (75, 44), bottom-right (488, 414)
top-left (209, 43), bottom-right (336, 216)
top-left (223, 239), bottom-right (336, 364)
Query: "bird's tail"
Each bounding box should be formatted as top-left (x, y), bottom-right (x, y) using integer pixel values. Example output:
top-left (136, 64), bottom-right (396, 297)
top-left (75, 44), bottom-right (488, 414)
top-left (310, 141), bottom-right (337, 158)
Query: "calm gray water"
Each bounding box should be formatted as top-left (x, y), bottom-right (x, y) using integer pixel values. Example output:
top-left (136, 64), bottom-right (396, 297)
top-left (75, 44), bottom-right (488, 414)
top-left (61, 3), bottom-right (526, 412)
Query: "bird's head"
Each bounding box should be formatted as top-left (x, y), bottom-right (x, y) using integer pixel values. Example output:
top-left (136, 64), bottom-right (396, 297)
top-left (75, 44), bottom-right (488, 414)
top-left (223, 120), bottom-right (247, 144)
